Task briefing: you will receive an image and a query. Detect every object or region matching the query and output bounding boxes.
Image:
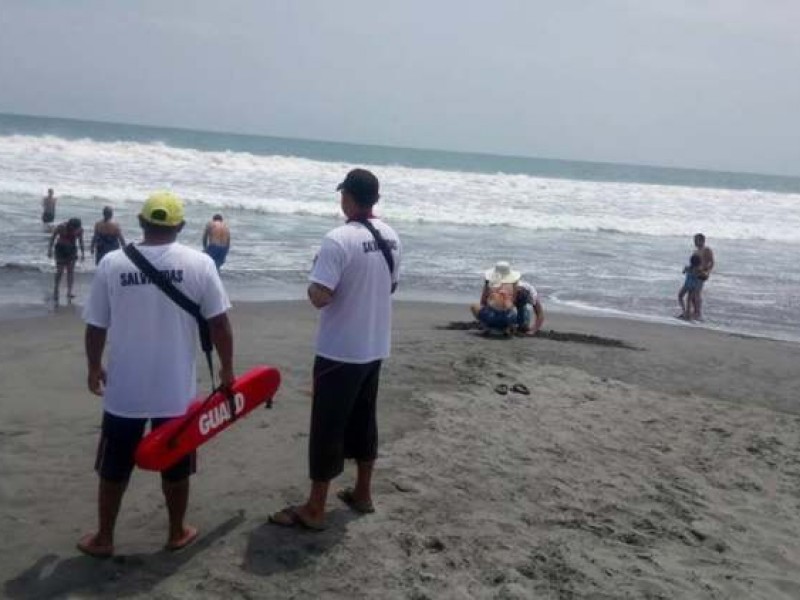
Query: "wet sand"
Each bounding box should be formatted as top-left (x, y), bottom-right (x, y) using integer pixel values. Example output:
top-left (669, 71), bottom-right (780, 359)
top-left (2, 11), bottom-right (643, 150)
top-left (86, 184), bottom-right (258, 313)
top-left (2, 301), bottom-right (800, 599)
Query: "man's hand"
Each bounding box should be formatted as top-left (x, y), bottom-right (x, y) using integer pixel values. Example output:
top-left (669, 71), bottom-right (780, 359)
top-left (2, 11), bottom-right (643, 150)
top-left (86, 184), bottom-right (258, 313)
top-left (85, 325), bottom-right (108, 395)
top-left (308, 282), bottom-right (334, 309)
top-left (88, 366), bottom-right (106, 396)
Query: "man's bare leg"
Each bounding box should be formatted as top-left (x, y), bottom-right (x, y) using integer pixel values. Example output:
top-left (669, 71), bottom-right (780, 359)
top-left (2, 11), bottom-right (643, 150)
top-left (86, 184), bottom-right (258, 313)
top-left (294, 480), bottom-right (330, 526)
top-left (352, 460), bottom-right (374, 505)
top-left (693, 290), bottom-right (703, 320)
top-left (53, 264), bottom-right (64, 302)
top-left (162, 478), bottom-right (197, 549)
top-left (66, 262), bottom-right (75, 299)
top-left (77, 478), bottom-right (127, 556)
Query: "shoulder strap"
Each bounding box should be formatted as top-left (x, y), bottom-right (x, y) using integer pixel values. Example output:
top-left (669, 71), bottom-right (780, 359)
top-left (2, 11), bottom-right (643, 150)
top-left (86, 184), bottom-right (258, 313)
top-left (356, 219), bottom-right (396, 290)
top-left (123, 244), bottom-right (215, 388)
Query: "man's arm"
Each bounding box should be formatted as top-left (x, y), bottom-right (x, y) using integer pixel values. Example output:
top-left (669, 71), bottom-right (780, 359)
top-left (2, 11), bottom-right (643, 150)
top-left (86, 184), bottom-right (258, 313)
top-left (209, 313), bottom-right (234, 388)
top-left (704, 248), bottom-right (715, 274)
top-left (78, 231), bottom-right (85, 261)
top-left (85, 325), bottom-right (107, 395)
top-left (90, 225), bottom-right (97, 255)
top-left (529, 300), bottom-right (545, 336)
top-left (202, 224), bottom-right (210, 250)
top-left (308, 236), bottom-right (343, 309)
top-left (117, 226), bottom-right (126, 247)
top-left (308, 282), bottom-right (334, 309)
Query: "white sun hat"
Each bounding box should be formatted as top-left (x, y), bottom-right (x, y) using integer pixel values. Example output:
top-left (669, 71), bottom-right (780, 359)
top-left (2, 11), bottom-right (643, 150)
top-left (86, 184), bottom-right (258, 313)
top-left (485, 261), bottom-right (521, 286)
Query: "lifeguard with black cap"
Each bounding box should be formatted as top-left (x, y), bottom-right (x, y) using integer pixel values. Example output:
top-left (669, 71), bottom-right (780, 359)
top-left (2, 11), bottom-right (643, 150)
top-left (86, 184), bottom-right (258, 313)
top-left (269, 168), bottom-right (402, 530)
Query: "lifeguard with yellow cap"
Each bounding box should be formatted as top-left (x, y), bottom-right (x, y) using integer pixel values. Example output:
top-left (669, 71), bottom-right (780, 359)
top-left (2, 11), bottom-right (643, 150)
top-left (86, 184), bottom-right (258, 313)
top-left (77, 191), bottom-right (235, 557)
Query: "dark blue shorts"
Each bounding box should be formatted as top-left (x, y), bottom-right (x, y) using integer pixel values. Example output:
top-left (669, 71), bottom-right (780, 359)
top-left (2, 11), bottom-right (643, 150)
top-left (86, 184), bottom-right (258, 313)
top-left (477, 306), bottom-right (518, 329)
top-left (95, 412), bottom-right (196, 482)
top-left (205, 244), bottom-right (229, 269)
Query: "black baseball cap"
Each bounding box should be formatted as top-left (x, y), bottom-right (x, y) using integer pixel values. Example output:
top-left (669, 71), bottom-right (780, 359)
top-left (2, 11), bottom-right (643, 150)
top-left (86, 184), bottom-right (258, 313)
top-left (336, 168), bottom-right (380, 206)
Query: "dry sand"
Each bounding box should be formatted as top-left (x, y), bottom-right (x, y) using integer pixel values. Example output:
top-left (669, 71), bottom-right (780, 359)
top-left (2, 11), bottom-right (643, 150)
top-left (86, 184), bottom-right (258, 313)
top-left (2, 301), bottom-right (800, 599)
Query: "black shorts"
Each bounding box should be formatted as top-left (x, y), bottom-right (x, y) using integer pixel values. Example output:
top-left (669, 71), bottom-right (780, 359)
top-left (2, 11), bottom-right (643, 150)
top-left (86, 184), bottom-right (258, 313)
top-left (42, 211), bottom-right (55, 224)
top-left (54, 243), bottom-right (77, 265)
top-left (95, 412), bottom-right (196, 483)
top-left (309, 356), bottom-right (382, 482)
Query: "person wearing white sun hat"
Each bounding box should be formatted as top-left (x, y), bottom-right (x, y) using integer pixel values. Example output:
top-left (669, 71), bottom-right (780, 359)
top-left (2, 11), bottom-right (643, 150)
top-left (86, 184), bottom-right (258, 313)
top-left (470, 261), bottom-right (545, 336)
top-left (470, 261), bottom-right (520, 335)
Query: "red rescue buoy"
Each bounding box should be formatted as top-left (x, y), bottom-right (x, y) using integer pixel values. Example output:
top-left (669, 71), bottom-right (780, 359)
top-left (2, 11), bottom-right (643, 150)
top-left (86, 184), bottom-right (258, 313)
top-left (135, 365), bottom-right (281, 471)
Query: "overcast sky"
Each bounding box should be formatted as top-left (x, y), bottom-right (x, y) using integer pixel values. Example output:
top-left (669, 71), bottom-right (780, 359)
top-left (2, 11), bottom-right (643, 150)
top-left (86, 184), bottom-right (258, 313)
top-left (1, 0), bottom-right (799, 176)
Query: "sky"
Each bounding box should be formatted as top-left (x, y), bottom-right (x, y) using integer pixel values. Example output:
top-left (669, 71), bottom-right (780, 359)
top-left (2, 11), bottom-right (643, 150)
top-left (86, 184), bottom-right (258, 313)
top-left (1, 0), bottom-right (799, 176)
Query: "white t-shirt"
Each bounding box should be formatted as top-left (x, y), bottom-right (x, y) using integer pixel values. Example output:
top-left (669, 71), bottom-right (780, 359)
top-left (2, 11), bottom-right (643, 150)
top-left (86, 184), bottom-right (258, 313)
top-left (517, 280), bottom-right (539, 305)
top-left (83, 242), bottom-right (231, 418)
top-left (310, 219), bottom-right (401, 363)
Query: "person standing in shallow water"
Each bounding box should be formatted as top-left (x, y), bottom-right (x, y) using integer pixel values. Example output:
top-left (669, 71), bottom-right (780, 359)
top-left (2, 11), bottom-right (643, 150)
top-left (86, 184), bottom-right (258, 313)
top-left (91, 206), bottom-right (126, 265)
top-left (41, 188), bottom-right (57, 229)
top-left (47, 217), bottom-right (84, 303)
top-left (691, 233), bottom-right (715, 320)
top-left (202, 214), bottom-right (230, 271)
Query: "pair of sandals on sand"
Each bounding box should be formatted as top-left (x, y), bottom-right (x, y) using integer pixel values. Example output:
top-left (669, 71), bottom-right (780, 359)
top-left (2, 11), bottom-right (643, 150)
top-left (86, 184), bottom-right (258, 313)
top-left (494, 383), bottom-right (530, 396)
top-left (268, 488), bottom-right (374, 531)
top-left (76, 526), bottom-right (199, 559)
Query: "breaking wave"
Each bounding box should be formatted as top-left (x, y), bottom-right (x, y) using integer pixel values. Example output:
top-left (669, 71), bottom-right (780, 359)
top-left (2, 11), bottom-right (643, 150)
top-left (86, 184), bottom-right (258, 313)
top-left (1, 133), bottom-right (799, 242)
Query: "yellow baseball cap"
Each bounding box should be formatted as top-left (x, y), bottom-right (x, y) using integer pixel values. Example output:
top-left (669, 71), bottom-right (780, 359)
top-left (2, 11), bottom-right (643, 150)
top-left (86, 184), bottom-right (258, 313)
top-left (140, 191), bottom-right (185, 227)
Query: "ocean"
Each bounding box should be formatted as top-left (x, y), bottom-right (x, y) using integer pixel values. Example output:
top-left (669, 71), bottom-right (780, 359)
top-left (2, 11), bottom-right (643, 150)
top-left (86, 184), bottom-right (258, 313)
top-left (1, 112), bottom-right (799, 341)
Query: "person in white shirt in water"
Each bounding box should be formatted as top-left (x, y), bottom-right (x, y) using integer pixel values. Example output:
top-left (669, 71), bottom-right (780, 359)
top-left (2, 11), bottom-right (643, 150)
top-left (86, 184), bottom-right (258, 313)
top-left (78, 192), bottom-right (234, 557)
top-left (270, 168), bottom-right (401, 530)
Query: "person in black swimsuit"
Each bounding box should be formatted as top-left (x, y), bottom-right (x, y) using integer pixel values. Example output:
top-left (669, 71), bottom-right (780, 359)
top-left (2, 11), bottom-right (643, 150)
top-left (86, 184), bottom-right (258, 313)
top-left (90, 207), bottom-right (126, 265)
top-left (41, 188), bottom-right (57, 229)
top-left (47, 217), bottom-right (85, 303)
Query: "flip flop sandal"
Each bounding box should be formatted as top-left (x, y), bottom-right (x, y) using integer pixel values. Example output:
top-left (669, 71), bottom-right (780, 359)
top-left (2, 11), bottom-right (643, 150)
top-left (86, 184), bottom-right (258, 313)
top-left (76, 533), bottom-right (114, 559)
top-left (268, 506), bottom-right (326, 531)
top-left (494, 384), bottom-right (509, 395)
top-left (337, 488), bottom-right (375, 514)
top-left (511, 383), bottom-right (530, 395)
top-left (165, 526), bottom-right (199, 552)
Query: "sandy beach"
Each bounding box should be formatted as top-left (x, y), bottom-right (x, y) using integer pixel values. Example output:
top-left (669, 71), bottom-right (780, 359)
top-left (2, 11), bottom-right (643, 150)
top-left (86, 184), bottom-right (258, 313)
top-left (3, 301), bottom-right (800, 599)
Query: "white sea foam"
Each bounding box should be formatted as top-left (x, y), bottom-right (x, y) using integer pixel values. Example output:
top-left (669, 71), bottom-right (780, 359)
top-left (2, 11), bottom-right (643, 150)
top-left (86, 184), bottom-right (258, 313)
top-left (1, 133), bottom-right (800, 242)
